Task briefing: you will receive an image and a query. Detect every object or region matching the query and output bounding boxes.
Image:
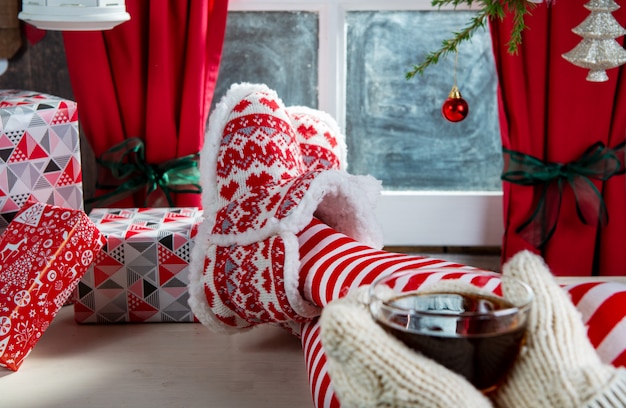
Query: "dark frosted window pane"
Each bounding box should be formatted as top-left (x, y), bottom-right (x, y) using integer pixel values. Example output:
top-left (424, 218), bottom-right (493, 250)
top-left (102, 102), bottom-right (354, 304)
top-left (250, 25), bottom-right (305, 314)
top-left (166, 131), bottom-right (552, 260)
top-left (213, 11), bottom-right (319, 109)
top-left (346, 11), bottom-right (502, 191)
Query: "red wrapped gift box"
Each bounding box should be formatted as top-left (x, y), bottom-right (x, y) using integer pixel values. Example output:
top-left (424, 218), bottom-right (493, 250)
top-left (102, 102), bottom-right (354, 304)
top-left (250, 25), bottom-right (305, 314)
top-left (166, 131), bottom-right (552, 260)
top-left (0, 201), bottom-right (104, 371)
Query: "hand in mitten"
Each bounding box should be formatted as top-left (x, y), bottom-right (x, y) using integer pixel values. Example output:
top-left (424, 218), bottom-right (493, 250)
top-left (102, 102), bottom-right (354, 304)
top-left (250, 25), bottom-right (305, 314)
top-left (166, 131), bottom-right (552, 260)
top-left (493, 250), bottom-right (626, 408)
top-left (320, 250), bottom-right (626, 408)
top-left (319, 285), bottom-right (493, 408)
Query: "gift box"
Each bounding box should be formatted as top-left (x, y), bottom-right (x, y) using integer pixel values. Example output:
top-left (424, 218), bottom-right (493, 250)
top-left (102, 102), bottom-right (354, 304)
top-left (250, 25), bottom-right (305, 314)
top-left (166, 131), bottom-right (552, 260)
top-left (0, 90), bottom-right (83, 235)
top-left (74, 207), bottom-right (203, 323)
top-left (0, 201), bottom-right (105, 371)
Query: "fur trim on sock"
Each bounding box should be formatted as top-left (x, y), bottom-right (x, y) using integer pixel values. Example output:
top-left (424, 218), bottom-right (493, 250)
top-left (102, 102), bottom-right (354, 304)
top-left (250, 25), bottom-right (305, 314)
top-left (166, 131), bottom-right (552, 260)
top-left (189, 82), bottom-right (383, 332)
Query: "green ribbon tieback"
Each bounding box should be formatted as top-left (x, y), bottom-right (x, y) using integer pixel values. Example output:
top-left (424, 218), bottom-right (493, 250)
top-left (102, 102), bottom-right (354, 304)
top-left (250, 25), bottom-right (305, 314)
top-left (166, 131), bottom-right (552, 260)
top-left (501, 141), bottom-right (625, 249)
top-left (87, 137), bottom-right (202, 208)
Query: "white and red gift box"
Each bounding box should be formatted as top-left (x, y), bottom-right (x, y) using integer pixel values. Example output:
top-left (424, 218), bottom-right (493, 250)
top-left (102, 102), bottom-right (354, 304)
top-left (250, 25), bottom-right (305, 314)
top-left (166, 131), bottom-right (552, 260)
top-left (0, 201), bottom-right (105, 371)
top-left (74, 207), bottom-right (203, 324)
top-left (0, 90), bottom-right (83, 235)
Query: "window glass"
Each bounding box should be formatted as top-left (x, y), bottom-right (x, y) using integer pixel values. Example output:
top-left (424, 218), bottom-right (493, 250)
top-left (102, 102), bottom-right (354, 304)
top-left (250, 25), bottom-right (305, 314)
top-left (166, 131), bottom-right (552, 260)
top-left (345, 10), bottom-right (502, 191)
top-left (213, 11), bottom-right (319, 109)
top-left (213, 6), bottom-right (504, 245)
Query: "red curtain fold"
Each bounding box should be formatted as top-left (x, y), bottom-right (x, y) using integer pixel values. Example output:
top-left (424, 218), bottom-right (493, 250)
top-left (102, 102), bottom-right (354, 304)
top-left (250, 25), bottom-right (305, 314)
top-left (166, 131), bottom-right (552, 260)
top-left (491, 2), bottom-right (626, 276)
top-left (62, 0), bottom-right (229, 208)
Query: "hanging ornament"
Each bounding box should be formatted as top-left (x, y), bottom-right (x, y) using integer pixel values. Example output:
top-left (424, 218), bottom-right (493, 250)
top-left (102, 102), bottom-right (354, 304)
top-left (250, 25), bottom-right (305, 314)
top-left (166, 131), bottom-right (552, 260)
top-left (562, 0), bottom-right (626, 82)
top-left (442, 85), bottom-right (469, 122)
top-left (441, 50), bottom-right (469, 122)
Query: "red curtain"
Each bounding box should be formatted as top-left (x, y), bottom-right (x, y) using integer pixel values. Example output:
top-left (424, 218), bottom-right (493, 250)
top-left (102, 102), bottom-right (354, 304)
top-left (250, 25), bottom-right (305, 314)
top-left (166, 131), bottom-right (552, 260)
top-left (491, 1), bottom-right (626, 276)
top-left (62, 0), bottom-right (229, 208)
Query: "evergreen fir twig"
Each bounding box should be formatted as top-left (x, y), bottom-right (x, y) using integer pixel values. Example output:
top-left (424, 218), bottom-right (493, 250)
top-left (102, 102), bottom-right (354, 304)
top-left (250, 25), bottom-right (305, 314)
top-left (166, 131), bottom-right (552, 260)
top-left (406, 0), bottom-right (533, 79)
top-left (507, 0), bottom-right (531, 54)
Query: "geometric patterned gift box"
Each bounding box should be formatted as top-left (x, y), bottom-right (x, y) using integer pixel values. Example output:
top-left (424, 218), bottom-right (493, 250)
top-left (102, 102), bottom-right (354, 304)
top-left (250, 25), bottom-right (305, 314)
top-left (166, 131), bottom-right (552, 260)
top-left (74, 207), bottom-right (203, 323)
top-left (0, 90), bottom-right (83, 235)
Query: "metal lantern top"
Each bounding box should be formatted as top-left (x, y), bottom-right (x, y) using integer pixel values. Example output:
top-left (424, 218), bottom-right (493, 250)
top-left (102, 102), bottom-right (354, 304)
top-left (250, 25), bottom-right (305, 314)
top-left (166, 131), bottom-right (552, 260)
top-left (18, 0), bottom-right (130, 31)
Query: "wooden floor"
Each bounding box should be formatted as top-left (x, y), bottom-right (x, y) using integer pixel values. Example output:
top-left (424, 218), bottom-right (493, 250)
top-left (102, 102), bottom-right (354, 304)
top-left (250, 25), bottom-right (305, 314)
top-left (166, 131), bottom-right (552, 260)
top-left (0, 307), bottom-right (314, 408)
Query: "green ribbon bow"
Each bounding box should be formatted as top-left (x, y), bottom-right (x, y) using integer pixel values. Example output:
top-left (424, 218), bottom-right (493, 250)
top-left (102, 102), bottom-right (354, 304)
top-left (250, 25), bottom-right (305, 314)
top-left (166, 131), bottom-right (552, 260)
top-left (87, 137), bottom-right (202, 207)
top-left (501, 141), bottom-right (625, 249)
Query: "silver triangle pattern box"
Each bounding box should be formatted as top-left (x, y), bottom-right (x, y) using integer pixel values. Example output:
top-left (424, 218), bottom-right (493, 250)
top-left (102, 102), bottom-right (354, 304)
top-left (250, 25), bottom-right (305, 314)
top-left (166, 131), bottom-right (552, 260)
top-left (74, 207), bottom-right (203, 323)
top-left (0, 90), bottom-right (84, 235)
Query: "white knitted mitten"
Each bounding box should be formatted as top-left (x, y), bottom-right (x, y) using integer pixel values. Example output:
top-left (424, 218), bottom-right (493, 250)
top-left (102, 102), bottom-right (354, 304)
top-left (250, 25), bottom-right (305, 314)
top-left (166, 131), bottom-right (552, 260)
top-left (494, 250), bottom-right (626, 408)
top-left (319, 286), bottom-right (493, 408)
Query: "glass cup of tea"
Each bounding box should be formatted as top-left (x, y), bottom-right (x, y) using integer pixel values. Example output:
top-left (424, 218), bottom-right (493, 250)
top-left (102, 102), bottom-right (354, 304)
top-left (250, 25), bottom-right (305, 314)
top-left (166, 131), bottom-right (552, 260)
top-left (369, 269), bottom-right (534, 393)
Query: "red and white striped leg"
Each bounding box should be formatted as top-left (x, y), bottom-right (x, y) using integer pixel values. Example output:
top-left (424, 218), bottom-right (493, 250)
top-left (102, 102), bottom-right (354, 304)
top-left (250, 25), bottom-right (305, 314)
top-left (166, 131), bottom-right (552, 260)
top-left (300, 282), bottom-right (626, 408)
top-left (297, 218), bottom-right (478, 309)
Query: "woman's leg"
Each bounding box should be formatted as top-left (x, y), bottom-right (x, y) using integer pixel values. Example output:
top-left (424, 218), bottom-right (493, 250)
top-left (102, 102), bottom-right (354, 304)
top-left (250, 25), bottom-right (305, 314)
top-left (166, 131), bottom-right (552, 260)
top-left (190, 83), bottom-right (626, 407)
top-left (296, 217), bottom-right (477, 308)
top-left (564, 280), bottom-right (626, 367)
top-left (295, 218), bottom-right (484, 408)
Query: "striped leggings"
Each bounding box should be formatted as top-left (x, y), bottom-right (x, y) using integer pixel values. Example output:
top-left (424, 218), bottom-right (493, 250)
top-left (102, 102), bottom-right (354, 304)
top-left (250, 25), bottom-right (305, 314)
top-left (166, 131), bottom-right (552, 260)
top-left (296, 218), bottom-right (626, 408)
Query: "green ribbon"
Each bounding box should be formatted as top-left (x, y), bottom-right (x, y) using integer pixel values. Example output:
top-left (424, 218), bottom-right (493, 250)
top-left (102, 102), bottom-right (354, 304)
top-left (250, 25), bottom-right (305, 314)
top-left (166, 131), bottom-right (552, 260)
top-left (501, 141), bottom-right (625, 249)
top-left (87, 137), bottom-right (202, 207)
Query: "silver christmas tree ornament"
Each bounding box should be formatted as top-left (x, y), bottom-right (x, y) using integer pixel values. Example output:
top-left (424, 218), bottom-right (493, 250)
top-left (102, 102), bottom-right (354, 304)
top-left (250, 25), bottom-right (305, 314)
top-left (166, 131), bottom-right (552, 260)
top-left (562, 0), bottom-right (626, 82)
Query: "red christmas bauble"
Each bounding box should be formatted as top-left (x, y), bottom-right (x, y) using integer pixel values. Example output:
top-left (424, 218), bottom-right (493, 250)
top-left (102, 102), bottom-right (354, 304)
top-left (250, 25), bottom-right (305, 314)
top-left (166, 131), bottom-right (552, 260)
top-left (441, 85), bottom-right (469, 123)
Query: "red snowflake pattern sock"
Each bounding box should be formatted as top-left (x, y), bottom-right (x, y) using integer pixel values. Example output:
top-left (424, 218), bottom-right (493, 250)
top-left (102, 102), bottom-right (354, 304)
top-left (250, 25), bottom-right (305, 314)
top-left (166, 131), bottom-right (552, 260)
top-left (286, 105), bottom-right (347, 172)
top-left (188, 83), bottom-right (383, 333)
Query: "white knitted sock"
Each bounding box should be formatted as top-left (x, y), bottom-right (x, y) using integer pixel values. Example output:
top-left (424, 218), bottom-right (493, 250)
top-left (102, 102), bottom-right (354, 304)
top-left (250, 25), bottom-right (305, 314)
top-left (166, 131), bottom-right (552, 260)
top-left (188, 83), bottom-right (383, 333)
top-left (494, 250), bottom-right (626, 408)
top-left (286, 105), bottom-right (347, 172)
top-left (320, 286), bottom-right (493, 408)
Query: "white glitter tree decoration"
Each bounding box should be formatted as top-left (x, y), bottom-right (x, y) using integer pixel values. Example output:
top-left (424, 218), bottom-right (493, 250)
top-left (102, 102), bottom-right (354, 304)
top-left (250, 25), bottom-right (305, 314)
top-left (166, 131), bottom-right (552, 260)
top-left (562, 0), bottom-right (626, 82)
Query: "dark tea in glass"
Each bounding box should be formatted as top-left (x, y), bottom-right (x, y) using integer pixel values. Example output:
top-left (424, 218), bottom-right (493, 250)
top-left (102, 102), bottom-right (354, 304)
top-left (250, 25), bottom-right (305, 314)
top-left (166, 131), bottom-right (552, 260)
top-left (369, 270), bottom-right (533, 393)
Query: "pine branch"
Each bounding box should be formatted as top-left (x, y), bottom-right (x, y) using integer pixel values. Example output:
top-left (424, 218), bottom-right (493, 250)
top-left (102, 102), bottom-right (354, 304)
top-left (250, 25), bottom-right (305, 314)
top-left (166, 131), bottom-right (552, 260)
top-left (406, 6), bottom-right (491, 79)
top-left (406, 0), bottom-right (533, 79)
top-left (506, 0), bottom-right (531, 54)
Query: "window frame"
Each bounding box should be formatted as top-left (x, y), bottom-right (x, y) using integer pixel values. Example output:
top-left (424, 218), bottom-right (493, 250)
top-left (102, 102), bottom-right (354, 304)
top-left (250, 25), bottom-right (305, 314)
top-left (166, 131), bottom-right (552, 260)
top-left (227, 0), bottom-right (504, 247)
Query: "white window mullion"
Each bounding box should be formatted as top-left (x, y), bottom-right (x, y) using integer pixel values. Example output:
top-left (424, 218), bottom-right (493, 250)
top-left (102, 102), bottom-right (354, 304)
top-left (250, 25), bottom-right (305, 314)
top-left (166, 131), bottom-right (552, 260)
top-left (317, 3), bottom-right (341, 123)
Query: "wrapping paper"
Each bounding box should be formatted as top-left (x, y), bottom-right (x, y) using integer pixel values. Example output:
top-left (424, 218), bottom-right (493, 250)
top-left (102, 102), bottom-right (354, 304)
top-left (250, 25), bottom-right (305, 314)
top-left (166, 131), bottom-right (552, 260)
top-left (74, 207), bottom-right (203, 323)
top-left (0, 201), bottom-right (105, 371)
top-left (0, 90), bottom-right (83, 235)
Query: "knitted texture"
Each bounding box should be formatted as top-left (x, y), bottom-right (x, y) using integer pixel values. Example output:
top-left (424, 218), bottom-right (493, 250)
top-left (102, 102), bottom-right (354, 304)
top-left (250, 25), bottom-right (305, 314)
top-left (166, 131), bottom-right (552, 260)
top-left (298, 222), bottom-right (626, 408)
top-left (493, 250), bottom-right (626, 408)
top-left (188, 83), bottom-right (383, 333)
top-left (318, 246), bottom-right (626, 408)
top-left (303, 276), bottom-right (626, 408)
top-left (198, 233), bottom-right (303, 329)
top-left (296, 218), bottom-right (485, 408)
top-left (320, 286), bottom-right (494, 408)
top-left (287, 105), bottom-right (347, 172)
